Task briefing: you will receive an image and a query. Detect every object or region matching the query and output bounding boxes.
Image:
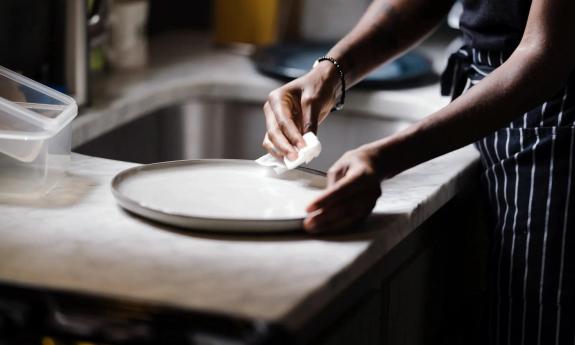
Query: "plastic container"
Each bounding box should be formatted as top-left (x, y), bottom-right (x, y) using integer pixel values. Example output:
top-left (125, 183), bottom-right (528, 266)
top-left (0, 65), bottom-right (78, 197)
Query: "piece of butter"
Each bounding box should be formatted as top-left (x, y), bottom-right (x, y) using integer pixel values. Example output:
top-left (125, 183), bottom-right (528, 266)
top-left (255, 132), bottom-right (322, 174)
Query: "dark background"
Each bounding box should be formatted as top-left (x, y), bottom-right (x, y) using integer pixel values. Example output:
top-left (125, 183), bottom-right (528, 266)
top-left (0, 0), bottom-right (213, 83)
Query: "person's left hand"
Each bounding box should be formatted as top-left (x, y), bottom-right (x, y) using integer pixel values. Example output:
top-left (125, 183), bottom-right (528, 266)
top-left (304, 146), bottom-right (383, 233)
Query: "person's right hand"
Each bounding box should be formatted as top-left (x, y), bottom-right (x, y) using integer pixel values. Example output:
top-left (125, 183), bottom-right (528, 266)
top-left (262, 62), bottom-right (342, 160)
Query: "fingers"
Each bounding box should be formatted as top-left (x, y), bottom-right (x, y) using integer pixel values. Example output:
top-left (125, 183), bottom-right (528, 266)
top-left (306, 178), bottom-right (357, 213)
top-left (262, 134), bottom-right (282, 160)
top-left (304, 208), bottom-right (354, 233)
top-left (307, 163), bottom-right (349, 212)
top-left (301, 92), bottom-right (320, 135)
top-left (264, 101), bottom-right (298, 160)
top-left (304, 193), bottom-right (377, 233)
top-left (307, 167), bottom-right (367, 212)
top-left (327, 163), bottom-right (348, 186)
top-left (268, 95), bottom-right (306, 149)
top-left (304, 158), bottom-right (382, 233)
top-left (263, 88), bottom-right (310, 161)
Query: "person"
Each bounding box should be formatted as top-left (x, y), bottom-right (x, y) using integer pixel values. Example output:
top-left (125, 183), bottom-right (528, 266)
top-left (261, 0), bottom-right (575, 343)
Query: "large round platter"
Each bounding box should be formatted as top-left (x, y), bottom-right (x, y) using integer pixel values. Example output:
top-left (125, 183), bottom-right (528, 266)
top-left (111, 159), bottom-right (326, 233)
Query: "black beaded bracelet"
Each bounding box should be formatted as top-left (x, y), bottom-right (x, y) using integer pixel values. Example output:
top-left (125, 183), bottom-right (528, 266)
top-left (313, 56), bottom-right (346, 111)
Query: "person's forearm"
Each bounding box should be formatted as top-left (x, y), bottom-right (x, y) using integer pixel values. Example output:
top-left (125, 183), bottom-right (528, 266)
top-left (369, 43), bottom-right (574, 179)
top-left (326, 0), bottom-right (455, 88)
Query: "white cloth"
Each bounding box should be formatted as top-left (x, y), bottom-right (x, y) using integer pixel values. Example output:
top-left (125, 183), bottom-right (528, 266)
top-left (255, 132), bottom-right (322, 174)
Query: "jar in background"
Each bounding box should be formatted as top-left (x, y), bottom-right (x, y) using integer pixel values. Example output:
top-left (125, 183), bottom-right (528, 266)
top-left (214, 0), bottom-right (280, 48)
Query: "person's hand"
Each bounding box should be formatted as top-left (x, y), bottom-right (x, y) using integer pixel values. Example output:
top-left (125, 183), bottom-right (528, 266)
top-left (262, 62), bottom-right (341, 160)
top-left (304, 146), bottom-right (383, 233)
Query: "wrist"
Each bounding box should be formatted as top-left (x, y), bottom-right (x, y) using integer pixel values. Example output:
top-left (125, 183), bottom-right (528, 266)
top-left (313, 61), bottom-right (341, 95)
top-left (362, 139), bottom-right (402, 180)
top-left (313, 57), bottom-right (346, 111)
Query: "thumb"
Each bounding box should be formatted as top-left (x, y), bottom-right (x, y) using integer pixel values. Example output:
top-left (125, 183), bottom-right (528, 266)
top-left (301, 95), bottom-right (319, 135)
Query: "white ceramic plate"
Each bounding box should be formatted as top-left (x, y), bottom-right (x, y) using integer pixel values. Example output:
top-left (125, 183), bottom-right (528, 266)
top-left (111, 159), bottom-right (327, 232)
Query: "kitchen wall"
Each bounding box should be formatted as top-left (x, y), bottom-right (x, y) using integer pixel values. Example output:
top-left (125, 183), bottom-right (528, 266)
top-left (299, 0), bottom-right (372, 42)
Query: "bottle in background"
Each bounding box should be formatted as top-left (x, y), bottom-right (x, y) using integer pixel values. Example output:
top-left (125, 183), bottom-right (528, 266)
top-left (107, 0), bottom-right (150, 70)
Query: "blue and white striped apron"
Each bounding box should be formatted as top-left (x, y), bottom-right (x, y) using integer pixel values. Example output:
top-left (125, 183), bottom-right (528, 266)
top-left (443, 47), bottom-right (575, 344)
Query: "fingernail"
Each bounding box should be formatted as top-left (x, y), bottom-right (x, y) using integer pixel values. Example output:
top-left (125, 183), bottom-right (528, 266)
top-left (303, 219), bottom-right (319, 234)
top-left (306, 207), bottom-right (321, 215)
top-left (287, 151), bottom-right (298, 161)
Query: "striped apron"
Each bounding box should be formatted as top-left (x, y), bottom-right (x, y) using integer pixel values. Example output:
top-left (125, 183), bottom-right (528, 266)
top-left (442, 47), bottom-right (575, 344)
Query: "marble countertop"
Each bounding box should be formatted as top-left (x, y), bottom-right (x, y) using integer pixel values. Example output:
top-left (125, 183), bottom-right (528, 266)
top-left (0, 32), bottom-right (480, 337)
top-left (0, 148), bottom-right (478, 333)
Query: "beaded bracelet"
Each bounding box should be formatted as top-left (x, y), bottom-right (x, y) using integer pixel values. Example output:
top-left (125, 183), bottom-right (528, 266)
top-left (313, 56), bottom-right (346, 111)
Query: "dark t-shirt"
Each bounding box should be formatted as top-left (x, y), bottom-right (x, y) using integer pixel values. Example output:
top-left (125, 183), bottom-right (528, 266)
top-left (460, 0), bottom-right (532, 52)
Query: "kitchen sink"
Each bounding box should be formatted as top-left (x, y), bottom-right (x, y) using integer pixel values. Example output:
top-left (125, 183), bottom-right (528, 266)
top-left (76, 98), bottom-right (415, 172)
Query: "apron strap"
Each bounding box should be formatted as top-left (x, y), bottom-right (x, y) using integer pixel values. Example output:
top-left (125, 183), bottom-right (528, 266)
top-left (441, 46), bottom-right (472, 101)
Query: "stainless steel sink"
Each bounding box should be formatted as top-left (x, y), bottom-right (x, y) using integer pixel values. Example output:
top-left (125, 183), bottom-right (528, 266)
top-left (76, 98), bottom-right (413, 172)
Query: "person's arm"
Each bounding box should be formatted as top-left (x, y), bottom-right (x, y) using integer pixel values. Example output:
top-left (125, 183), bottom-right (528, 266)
top-left (305, 0), bottom-right (575, 232)
top-left (262, 0), bottom-right (455, 160)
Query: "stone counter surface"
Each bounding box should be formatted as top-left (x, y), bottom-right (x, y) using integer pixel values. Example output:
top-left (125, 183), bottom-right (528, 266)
top-left (0, 146), bottom-right (478, 334)
top-left (0, 32), bottom-right (480, 339)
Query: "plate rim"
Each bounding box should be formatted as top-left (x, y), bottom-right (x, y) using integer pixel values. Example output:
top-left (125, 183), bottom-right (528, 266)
top-left (111, 159), bottom-right (327, 225)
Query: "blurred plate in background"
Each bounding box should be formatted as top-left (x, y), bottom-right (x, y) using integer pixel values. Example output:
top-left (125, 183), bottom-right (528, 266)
top-left (253, 43), bottom-right (435, 88)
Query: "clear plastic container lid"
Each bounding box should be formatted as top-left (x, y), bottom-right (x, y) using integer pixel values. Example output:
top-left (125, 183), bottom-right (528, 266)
top-left (0, 65), bottom-right (78, 161)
